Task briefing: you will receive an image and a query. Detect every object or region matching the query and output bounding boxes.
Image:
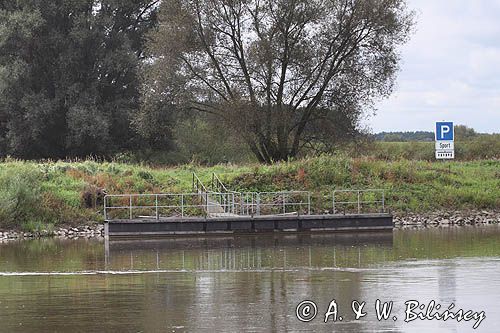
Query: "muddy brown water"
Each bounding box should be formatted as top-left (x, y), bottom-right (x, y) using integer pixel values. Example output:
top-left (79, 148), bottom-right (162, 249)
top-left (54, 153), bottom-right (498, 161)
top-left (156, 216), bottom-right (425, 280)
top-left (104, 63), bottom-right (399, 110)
top-left (0, 226), bottom-right (499, 332)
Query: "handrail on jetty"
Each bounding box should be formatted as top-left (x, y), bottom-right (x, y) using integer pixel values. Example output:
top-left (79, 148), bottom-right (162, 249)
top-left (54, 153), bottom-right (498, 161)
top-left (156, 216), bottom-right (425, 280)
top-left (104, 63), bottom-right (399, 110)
top-left (103, 173), bottom-right (386, 221)
top-left (333, 189), bottom-right (385, 214)
top-left (238, 191), bottom-right (311, 216)
top-left (211, 173), bottom-right (231, 193)
top-left (192, 173), bottom-right (207, 193)
top-left (103, 192), bottom-right (237, 221)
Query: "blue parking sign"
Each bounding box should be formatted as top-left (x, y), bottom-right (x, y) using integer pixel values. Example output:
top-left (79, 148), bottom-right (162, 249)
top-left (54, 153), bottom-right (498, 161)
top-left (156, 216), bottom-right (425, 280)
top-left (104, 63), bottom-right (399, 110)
top-left (436, 122), bottom-right (454, 141)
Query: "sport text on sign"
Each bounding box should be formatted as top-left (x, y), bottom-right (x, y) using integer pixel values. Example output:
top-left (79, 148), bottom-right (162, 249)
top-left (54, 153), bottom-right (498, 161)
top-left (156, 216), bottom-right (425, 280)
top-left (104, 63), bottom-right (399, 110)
top-left (435, 141), bottom-right (454, 150)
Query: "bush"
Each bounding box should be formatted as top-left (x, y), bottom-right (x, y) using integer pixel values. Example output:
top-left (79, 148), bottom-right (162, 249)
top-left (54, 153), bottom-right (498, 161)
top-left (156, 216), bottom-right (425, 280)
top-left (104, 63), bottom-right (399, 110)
top-left (20, 220), bottom-right (55, 233)
top-left (0, 166), bottom-right (43, 229)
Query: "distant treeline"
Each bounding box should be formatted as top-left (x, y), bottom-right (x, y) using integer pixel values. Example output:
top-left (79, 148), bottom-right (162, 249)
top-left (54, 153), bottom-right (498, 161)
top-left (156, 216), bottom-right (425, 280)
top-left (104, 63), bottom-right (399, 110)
top-left (373, 131), bottom-right (434, 142)
top-left (374, 125), bottom-right (494, 142)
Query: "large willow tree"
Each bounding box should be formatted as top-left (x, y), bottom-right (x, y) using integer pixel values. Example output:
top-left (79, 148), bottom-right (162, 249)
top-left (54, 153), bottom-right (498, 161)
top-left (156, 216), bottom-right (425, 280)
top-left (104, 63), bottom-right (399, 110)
top-left (143, 0), bottom-right (414, 162)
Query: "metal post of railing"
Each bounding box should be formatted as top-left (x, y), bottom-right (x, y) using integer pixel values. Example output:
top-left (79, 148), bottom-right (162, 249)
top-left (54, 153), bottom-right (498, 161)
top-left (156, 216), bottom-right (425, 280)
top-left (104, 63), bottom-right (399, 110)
top-left (232, 193), bottom-right (235, 215)
top-left (332, 191), bottom-right (336, 214)
top-left (256, 193), bottom-right (261, 216)
top-left (382, 191), bottom-right (385, 213)
top-left (129, 195), bottom-right (133, 219)
top-left (155, 194), bottom-right (159, 220)
top-left (252, 193), bottom-right (255, 215)
top-left (205, 192), bottom-right (209, 216)
top-left (283, 193), bottom-right (286, 214)
top-left (103, 195), bottom-right (107, 221)
top-left (181, 194), bottom-right (184, 217)
top-left (221, 193), bottom-right (224, 213)
top-left (241, 194), bottom-right (245, 215)
top-left (241, 193), bottom-right (244, 215)
top-left (249, 193), bottom-right (252, 215)
top-left (308, 192), bottom-right (311, 215)
top-left (250, 193), bottom-right (253, 215)
top-left (222, 193), bottom-right (225, 213)
top-left (357, 191), bottom-right (361, 214)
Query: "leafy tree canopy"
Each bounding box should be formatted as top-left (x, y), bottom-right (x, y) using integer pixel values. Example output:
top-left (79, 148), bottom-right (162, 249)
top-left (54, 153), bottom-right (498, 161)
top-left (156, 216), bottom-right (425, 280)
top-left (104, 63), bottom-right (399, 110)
top-left (0, 0), bottom-right (160, 158)
top-left (142, 0), bottom-right (414, 162)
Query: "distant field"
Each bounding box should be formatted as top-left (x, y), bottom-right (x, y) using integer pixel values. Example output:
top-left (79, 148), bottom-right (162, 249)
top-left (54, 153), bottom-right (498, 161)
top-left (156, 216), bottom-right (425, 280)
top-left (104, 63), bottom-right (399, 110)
top-left (0, 156), bottom-right (498, 231)
top-left (362, 136), bottom-right (500, 160)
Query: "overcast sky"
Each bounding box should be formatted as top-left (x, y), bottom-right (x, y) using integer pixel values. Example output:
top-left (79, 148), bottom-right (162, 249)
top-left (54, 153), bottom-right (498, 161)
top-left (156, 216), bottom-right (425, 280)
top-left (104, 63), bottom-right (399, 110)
top-left (369, 0), bottom-right (500, 133)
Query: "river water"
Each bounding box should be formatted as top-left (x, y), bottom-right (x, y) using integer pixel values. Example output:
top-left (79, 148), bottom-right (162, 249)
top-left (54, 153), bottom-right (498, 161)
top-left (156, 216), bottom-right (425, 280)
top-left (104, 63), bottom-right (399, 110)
top-left (0, 226), bottom-right (499, 332)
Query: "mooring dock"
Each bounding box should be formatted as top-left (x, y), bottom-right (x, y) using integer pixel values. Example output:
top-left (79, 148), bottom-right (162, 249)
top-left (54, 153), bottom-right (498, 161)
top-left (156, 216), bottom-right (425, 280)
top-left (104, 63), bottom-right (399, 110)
top-left (104, 173), bottom-right (393, 238)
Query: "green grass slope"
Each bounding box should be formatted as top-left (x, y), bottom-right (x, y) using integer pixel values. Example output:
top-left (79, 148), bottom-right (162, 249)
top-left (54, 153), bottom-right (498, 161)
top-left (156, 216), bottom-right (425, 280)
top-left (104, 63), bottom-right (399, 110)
top-left (0, 156), bottom-right (498, 231)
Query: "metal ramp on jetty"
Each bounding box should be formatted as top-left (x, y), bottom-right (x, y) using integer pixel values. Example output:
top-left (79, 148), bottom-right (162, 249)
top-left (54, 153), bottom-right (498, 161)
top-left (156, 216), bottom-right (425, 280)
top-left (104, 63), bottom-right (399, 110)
top-left (192, 173), bottom-right (239, 217)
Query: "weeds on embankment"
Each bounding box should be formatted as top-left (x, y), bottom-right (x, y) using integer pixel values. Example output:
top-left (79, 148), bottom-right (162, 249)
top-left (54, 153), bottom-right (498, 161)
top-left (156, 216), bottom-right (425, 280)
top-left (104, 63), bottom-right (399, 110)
top-left (0, 156), bottom-right (498, 232)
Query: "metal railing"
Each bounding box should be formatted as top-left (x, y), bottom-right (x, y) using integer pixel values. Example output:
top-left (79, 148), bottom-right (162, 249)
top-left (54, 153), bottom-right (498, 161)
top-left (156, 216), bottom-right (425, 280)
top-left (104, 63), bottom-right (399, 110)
top-left (211, 173), bottom-right (229, 192)
top-left (192, 173), bottom-right (207, 193)
top-left (332, 189), bottom-right (385, 214)
top-left (209, 173), bottom-right (238, 215)
top-left (192, 173), bottom-right (232, 215)
top-left (104, 190), bottom-right (313, 220)
top-left (104, 192), bottom-right (238, 220)
top-left (104, 173), bottom-right (386, 220)
top-left (237, 191), bottom-right (311, 216)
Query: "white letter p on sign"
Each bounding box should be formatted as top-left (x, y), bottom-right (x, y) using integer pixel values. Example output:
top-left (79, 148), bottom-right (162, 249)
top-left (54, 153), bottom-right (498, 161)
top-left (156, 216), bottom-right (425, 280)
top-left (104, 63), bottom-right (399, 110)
top-left (441, 125), bottom-right (450, 139)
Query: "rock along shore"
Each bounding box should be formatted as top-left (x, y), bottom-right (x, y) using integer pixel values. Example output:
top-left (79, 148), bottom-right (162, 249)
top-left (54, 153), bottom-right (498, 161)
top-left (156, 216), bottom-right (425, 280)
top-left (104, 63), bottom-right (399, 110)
top-left (394, 209), bottom-right (500, 226)
top-left (0, 224), bottom-right (104, 242)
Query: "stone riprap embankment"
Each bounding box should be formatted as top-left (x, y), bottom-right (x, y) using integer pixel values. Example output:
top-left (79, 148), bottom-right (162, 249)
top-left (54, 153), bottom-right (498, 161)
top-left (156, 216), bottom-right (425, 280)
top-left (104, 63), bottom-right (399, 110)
top-left (394, 210), bottom-right (500, 226)
top-left (0, 224), bottom-right (104, 241)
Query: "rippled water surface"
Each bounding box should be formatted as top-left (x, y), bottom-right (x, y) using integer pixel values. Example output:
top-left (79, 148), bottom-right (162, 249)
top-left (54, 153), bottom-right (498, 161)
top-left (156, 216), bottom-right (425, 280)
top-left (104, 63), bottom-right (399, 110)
top-left (1, 226), bottom-right (499, 332)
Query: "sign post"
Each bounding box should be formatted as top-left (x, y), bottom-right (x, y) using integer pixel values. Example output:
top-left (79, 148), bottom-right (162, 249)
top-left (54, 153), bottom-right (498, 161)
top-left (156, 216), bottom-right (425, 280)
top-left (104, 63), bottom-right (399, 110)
top-left (435, 122), bottom-right (454, 159)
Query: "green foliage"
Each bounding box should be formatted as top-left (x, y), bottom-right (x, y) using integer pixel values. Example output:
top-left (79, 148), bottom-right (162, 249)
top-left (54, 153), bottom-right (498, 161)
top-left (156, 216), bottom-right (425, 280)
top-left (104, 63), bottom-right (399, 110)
top-left (0, 156), bottom-right (498, 230)
top-left (360, 136), bottom-right (500, 161)
top-left (137, 170), bottom-right (154, 182)
top-left (458, 134), bottom-right (500, 159)
top-left (0, 0), bottom-right (160, 159)
top-left (227, 157), bottom-right (500, 212)
top-left (172, 118), bottom-right (254, 165)
top-left (20, 220), bottom-right (55, 234)
top-left (142, 0), bottom-right (414, 163)
top-left (0, 165), bottom-right (43, 228)
top-left (374, 131), bottom-right (434, 142)
top-left (374, 125), bottom-right (481, 142)
top-left (110, 128), bottom-right (499, 166)
top-left (454, 125), bottom-right (479, 141)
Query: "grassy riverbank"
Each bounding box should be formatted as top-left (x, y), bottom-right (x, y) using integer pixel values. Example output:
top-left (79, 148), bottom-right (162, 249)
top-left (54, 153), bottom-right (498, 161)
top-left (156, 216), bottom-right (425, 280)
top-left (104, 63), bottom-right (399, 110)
top-left (0, 155), bottom-right (498, 231)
